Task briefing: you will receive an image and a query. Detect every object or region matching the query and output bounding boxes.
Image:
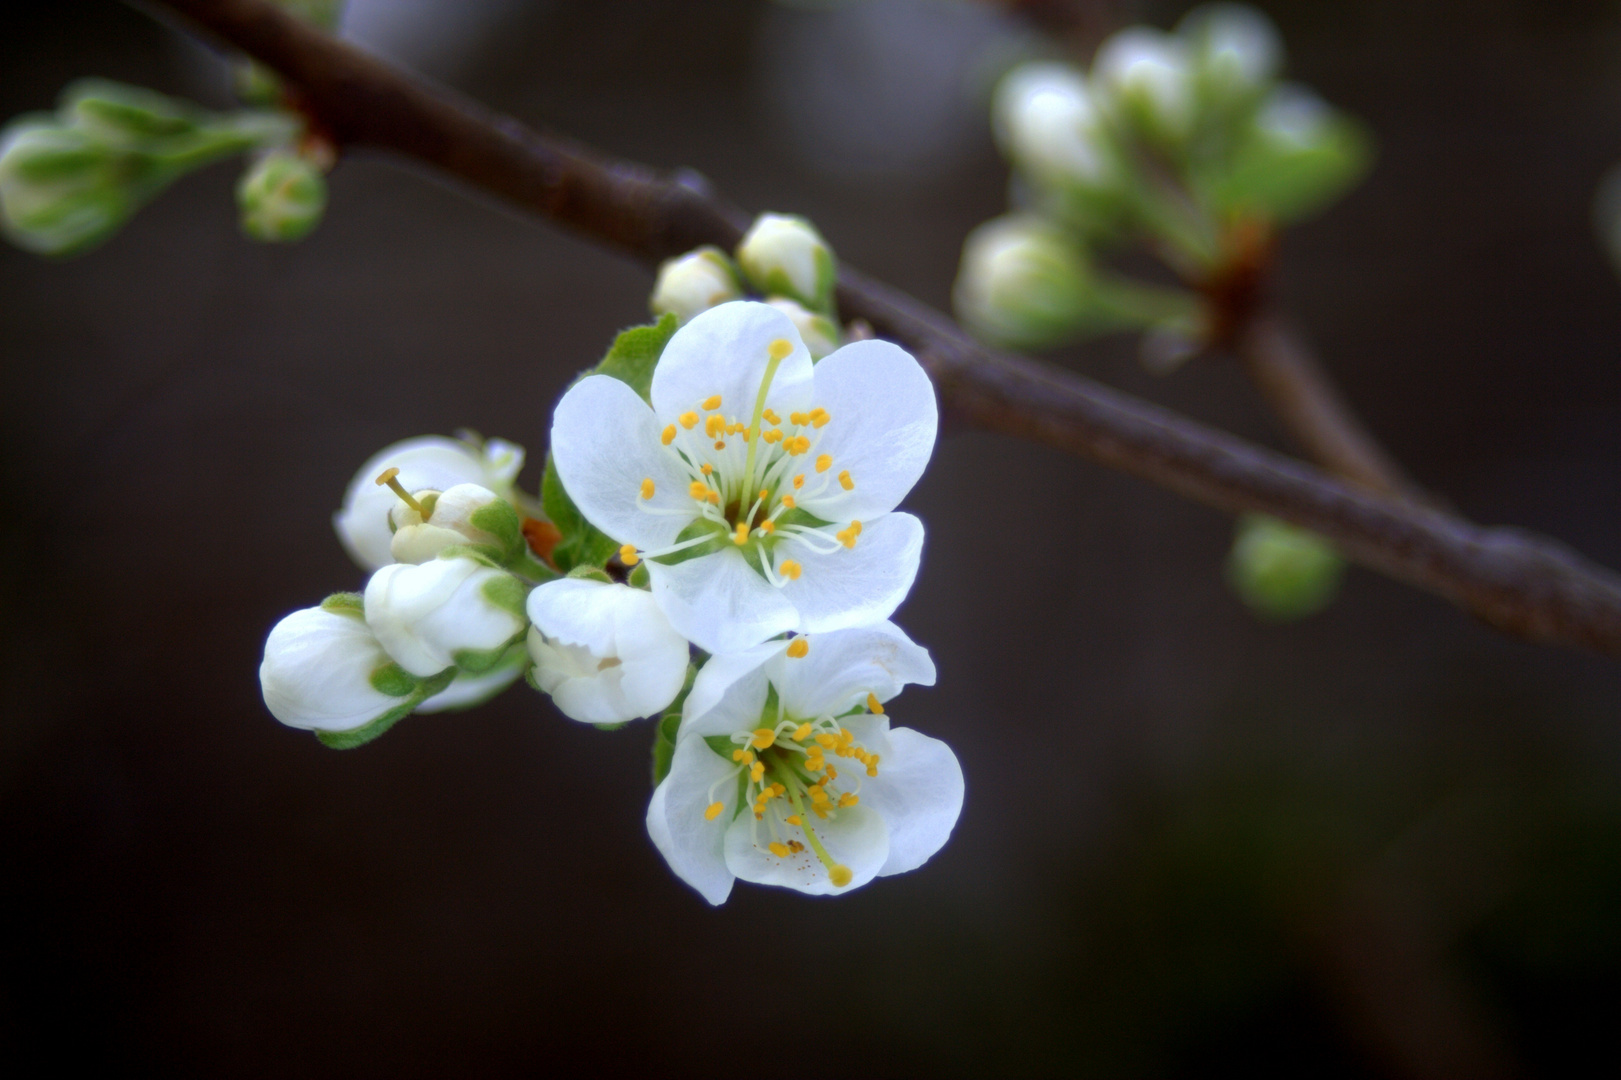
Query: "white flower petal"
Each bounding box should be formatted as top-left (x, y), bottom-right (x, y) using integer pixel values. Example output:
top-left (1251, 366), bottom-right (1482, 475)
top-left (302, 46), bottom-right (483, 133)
top-left (649, 301), bottom-right (814, 425)
top-left (649, 734), bottom-right (739, 905)
top-left (365, 558), bottom-right (526, 677)
top-left (259, 607), bottom-right (403, 732)
top-left (680, 640), bottom-right (779, 737)
top-left (526, 579), bottom-right (689, 723)
top-left (796, 339), bottom-right (937, 522)
top-left (724, 804), bottom-right (889, 896)
top-left (416, 661), bottom-right (523, 713)
top-left (333, 437), bottom-right (491, 572)
top-left (863, 725), bottom-right (964, 877)
top-left (551, 374), bottom-right (696, 552)
top-left (766, 620), bottom-right (935, 721)
top-left (776, 512), bottom-right (924, 634)
top-left (646, 548), bottom-right (800, 655)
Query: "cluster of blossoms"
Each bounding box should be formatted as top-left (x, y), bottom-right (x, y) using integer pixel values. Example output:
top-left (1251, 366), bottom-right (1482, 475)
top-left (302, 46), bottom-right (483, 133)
top-left (954, 3), bottom-right (1353, 619)
top-left (260, 218), bottom-right (961, 902)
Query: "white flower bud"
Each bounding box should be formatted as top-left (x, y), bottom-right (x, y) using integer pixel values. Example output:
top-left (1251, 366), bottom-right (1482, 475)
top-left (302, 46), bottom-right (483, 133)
top-left (736, 213), bottom-right (835, 312)
top-left (389, 483), bottom-right (507, 564)
top-left (259, 604), bottom-right (407, 732)
top-left (364, 557), bottom-right (528, 678)
top-left (526, 579), bottom-right (689, 724)
top-left (237, 149), bottom-right (327, 242)
top-left (765, 297), bottom-right (840, 360)
top-left (1092, 27), bottom-right (1196, 143)
top-left (953, 215), bottom-right (1095, 348)
top-left (993, 62), bottom-right (1114, 190)
top-left (650, 246), bottom-right (743, 323)
top-left (1179, 3), bottom-right (1282, 95)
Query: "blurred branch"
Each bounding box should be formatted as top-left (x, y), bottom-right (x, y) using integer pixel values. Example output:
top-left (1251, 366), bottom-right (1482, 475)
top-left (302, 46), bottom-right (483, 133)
top-left (147, 0), bottom-right (1621, 660)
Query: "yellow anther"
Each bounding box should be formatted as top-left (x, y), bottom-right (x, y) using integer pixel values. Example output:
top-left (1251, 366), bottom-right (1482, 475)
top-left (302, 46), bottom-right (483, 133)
top-left (702, 394), bottom-right (722, 410)
top-left (733, 522), bottom-right (750, 545)
top-left (807, 784), bottom-right (823, 797)
top-left (679, 411), bottom-right (699, 429)
top-left (768, 841), bottom-right (790, 858)
top-left (815, 733), bottom-right (837, 749)
top-left (706, 491), bottom-right (721, 505)
top-left (690, 481), bottom-right (709, 500)
top-left (815, 454), bottom-right (833, 473)
top-left (763, 428), bottom-right (783, 444)
top-left (705, 414), bottom-right (725, 437)
top-left (759, 520), bottom-right (775, 535)
top-left (704, 801), bottom-right (725, 821)
top-left (778, 559), bottom-right (802, 581)
top-left (619, 544), bottom-right (640, 566)
top-left (825, 764), bottom-right (838, 780)
top-left (758, 489), bottom-right (770, 502)
top-left (772, 783), bottom-right (786, 796)
top-left (839, 728), bottom-right (854, 747)
top-left (375, 466), bottom-right (400, 486)
top-left (662, 424), bottom-right (677, 446)
top-left (828, 864), bottom-right (853, 887)
top-left (836, 528), bottom-right (856, 549)
top-left (732, 749), bottom-right (754, 764)
top-left (781, 494), bottom-right (796, 510)
top-left (374, 468), bottom-right (428, 516)
top-left (750, 727), bottom-right (776, 750)
top-left (730, 422), bottom-right (746, 435)
top-left (792, 475), bottom-right (805, 490)
top-left (838, 470), bottom-right (854, 491)
top-left (768, 338), bottom-right (794, 361)
top-left (809, 408), bottom-right (830, 428)
top-left (700, 463), bottom-right (713, 475)
top-left (763, 409), bottom-right (781, 425)
top-left (839, 792), bottom-right (859, 808)
top-left (786, 815), bottom-right (802, 826)
top-left (867, 693), bottom-right (884, 715)
top-left (852, 520), bottom-right (863, 535)
top-left (640, 478), bottom-right (655, 500)
top-left (788, 840), bottom-right (805, 853)
top-left (750, 761), bottom-right (765, 783)
top-left (793, 722), bottom-right (812, 742)
top-left (789, 412), bottom-right (807, 426)
top-left (714, 440), bottom-right (726, 451)
top-left (786, 638), bottom-right (809, 659)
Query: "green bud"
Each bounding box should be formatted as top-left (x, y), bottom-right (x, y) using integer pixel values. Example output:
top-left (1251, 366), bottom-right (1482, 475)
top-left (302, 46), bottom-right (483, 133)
top-left (736, 213), bottom-right (836, 313)
top-left (1210, 85), bottom-right (1371, 223)
top-left (63, 79), bottom-right (203, 145)
top-left (954, 215), bottom-right (1094, 348)
top-left (649, 246), bottom-right (742, 323)
top-left (1092, 27), bottom-right (1196, 147)
top-left (1227, 514), bottom-right (1344, 621)
top-left (1178, 4), bottom-right (1282, 112)
top-left (237, 149), bottom-right (327, 242)
top-left (0, 121), bottom-right (132, 256)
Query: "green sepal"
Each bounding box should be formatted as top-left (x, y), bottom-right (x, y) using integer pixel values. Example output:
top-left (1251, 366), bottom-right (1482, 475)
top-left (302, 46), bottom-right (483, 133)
top-left (1203, 113), bottom-right (1372, 225)
top-left (704, 734), bottom-right (737, 759)
top-left (316, 667), bottom-right (456, 750)
top-left (478, 572), bottom-right (530, 619)
top-left (762, 683), bottom-right (780, 724)
top-left (650, 664), bottom-right (697, 787)
top-left (320, 591), bottom-right (365, 618)
top-left (772, 506), bottom-right (833, 531)
top-left (540, 451), bottom-right (619, 571)
top-left (567, 565), bottom-right (613, 584)
top-left (653, 517), bottom-right (725, 567)
top-left (368, 661), bottom-right (419, 698)
top-left (594, 722), bottom-right (629, 732)
top-left (594, 313), bottom-right (679, 403)
top-left (469, 497), bottom-right (526, 562)
top-left (627, 563), bottom-right (650, 589)
top-left (453, 630), bottom-right (529, 675)
top-left (433, 543), bottom-right (505, 569)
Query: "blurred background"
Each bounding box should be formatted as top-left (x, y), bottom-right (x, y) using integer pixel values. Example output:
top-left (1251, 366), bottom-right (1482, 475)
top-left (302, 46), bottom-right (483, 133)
top-left (4, 0), bottom-right (1621, 1074)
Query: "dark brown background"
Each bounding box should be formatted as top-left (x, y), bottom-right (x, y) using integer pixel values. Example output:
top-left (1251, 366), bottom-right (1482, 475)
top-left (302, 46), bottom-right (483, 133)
top-left (4, 1), bottom-right (1620, 1075)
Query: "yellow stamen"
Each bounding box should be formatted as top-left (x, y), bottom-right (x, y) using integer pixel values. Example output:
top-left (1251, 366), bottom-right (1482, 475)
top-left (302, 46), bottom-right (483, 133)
top-left (700, 463), bottom-right (713, 475)
top-left (788, 840), bottom-right (805, 853)
top-left (373, 468), bottom-right (427, 517)
top-left (732, 749), bottom-right (754, 764)
top-left (809, 408), bottom-right (830, 428)
top-left (792, 475), bottom-right (805, 490)
top-left (702, 394), bottom-right (722, 410)
top-left (750, 727), bottom-right (776, 750)
top-left (828, 864), bottom-right (853, 887)
top-left (733, 522), bottom-right (750, 545)
top-left (789, 412), bottom-right (807, 426)
top-left (689, 481), bottom-right (709, 500)
top-left (705, 414), bottom-right (725, 438)
top-left (815, 454), bottom-right (833, 473)
top-left (758, 489), bottom-right (770, 502)
top-left (662, 424), bottom-right (677, 446)
top-left (679, 411), bottom-right (698, 429)
top-left (786, 638), bottom-right (809, 659)
top-left (781, 495), bottom-right (796, 510)
top-left (763, 409), bottom-right (780, 425)
top-left (619, 544), bottom-right (640, 566)
top-left (838, 470), bottom-right (854, 491)
top-left (714, 440), bottom-right (726, 451)
top-left (839, 792), bottom-right (859, 808)
top-left (763, 428), bottom-right (783, 444)
top-left (792, 722), bottom-right (812, 742)
top-left (867, 693), bottom-right (884, 714)
top-left (768, 338), bottom-right (794, 361)
top-left (786, 814), bottom-right (802, 826)
top-left (704, 801), bottom-right (724, 821)
top-left (706, 491), bottom-right (720, 505)
top-left (768, 841), bottom-right (790, 858)
top-left (640, 478), bottom-right (655, 500)
top-left (779, 560), bottom-right (802, 581)
top-left (750, 762), bottom-right (765, 783)
top-left (759, 520), bottom-right (775, 535)
top-left (815, 734), bottom-right (837, 749)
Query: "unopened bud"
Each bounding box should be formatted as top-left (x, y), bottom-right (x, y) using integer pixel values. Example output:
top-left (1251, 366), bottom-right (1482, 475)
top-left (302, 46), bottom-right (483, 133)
top-left (953, 215), bottom-right (1095, 349)
top-left (993, 62), bottom-right (1115, 191)
top-left (1179, 4), bottom-right (1282, 100)
top-left (1092, 27), bottom-right (1196, 144)
top-left (364, 556), bottom-right (529, 678)
top-left (0, 121), bottom-right (129, 256)
top-left (389, 482), bottom-right (513, 564)
top-left (1227, 514), bottom-right (1343, 620)
top-left (736, 213), bottom-right (836, 313)
top-left (1216, 85), bottom-right (1370, 223)
top-left (650, 246), bottom-right (743, 323)
top-left (526, 579), bottom-right (689, 724)
top-left (238, 149), bottom-right (327, 242)
top-left (765, 297), bottom-right (840, 360)
top-left (259, 600), bottom-right (412, 732)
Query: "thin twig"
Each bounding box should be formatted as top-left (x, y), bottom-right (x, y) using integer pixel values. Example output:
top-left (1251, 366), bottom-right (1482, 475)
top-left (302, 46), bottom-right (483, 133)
top-left (144, 0), bottom-right (1621, 659)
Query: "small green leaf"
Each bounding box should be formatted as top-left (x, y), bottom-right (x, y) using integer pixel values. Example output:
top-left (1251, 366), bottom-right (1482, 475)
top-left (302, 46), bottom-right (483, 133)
top-left (704, 734), bottom-right (737, 759)
top-left (478, 571), bottom-right (529, 619)
top-left (628, 563), bottom-right (650, 589)
top-left (368, 661), bottom-right (419, 698)
top-left (320, 591), bottom-right (365, 618)
top-left (468, 497), bottom-right (525, 560)
top-left (567, 565), bottom-right (613, 584)
top-left (453, 631), bottom-right (527, 675)
top-left (594, 313), bottom-right (679, 402)
top-left (316, 701), bottom-right (412, 750)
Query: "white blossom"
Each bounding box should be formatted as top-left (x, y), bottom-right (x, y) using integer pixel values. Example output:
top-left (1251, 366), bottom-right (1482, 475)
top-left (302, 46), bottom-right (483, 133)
top-left (550, 301), bottom-right (935, 656)
top-left (526, 578), bottom-right (690, 724)
top-left (646, 622), bottom-right (958, 904)
top-left (334, 435), bottom-right (524, 572)
top-left (259, 603), bottom-right (409, 732)
top-left (363, 556), bottom-right (528, 678)
top-left (650, 246), bottom-right (743, 324)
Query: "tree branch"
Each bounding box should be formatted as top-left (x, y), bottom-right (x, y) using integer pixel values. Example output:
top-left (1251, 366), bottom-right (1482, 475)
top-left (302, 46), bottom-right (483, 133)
top-left (145, 0), bottom-right (1621, 660)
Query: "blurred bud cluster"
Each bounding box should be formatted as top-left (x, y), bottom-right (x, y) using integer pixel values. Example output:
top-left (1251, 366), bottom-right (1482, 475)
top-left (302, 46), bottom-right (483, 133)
top-left (955, 3), bottom-right (1369, 360)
